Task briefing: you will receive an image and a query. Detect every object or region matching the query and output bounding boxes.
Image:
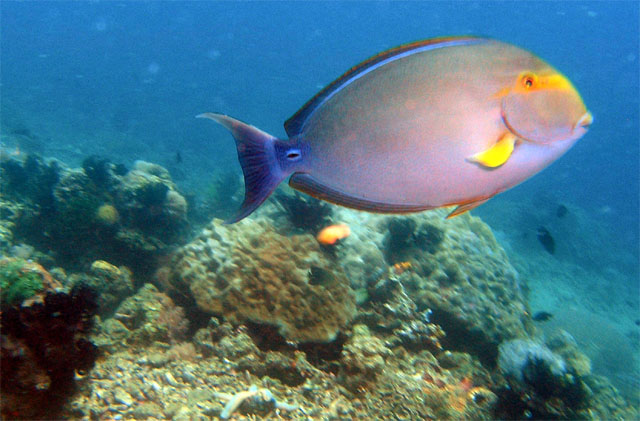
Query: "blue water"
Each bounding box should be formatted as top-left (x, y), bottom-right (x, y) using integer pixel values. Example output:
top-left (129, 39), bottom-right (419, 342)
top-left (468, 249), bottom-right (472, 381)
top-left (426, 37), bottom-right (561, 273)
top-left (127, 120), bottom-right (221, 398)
top-left (2, 2), bottom-right (638, 249)
top-left (2, 0), bottom-right (639, 412)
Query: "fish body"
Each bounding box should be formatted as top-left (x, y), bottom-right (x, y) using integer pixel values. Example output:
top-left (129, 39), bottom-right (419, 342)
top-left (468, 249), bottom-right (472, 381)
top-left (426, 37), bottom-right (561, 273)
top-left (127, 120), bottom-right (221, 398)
top-left (316, 224), bottom-right (351, 245)
top-left (537, 226), bottom-right (556, 254)
top-left (556, 204), bottom-right (568, 218)
top-left (199, 37), bottom-right (591, 223)
top-left (532, 311), bottom-right (554, 322)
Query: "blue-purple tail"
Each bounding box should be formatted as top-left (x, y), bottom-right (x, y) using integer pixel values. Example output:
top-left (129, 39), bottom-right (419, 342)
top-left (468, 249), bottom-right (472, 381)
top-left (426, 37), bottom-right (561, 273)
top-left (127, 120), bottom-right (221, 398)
top-left (197, 113), bottom-right (302, 223)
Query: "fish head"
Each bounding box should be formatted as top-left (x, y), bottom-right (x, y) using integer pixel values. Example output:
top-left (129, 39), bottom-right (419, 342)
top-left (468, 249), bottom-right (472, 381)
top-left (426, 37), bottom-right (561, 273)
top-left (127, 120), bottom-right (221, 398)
top-left (500, 70), bottom-right (592, 144)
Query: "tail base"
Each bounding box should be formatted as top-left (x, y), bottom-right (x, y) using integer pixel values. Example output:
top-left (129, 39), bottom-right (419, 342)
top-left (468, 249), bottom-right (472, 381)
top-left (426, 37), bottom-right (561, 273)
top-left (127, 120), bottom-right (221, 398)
top-left (197, 113), bottom-right (289, 223)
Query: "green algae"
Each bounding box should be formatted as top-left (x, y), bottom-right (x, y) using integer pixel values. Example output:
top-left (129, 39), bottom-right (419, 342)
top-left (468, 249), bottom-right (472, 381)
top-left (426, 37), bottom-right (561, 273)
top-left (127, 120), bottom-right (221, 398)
top-left (0, 258), bottom-right (43, 306)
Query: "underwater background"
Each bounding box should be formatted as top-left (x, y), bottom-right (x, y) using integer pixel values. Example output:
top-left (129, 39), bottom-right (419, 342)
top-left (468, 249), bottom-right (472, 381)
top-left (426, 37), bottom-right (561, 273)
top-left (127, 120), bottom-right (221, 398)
top-left (1, 1), bottom-right (638, 420)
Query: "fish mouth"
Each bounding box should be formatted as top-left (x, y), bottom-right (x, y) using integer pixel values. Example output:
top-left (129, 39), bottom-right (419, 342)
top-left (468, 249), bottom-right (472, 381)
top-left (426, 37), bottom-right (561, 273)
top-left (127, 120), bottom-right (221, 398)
top-left (501, 108), bottom-right (593, 144)
top-left (574, 111), bottom-right (593, 131)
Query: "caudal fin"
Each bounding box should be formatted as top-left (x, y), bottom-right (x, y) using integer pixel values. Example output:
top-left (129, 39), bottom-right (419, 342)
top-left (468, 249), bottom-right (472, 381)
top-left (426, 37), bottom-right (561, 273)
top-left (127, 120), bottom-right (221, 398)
top-left (197, 113), bottom-right (290, 223)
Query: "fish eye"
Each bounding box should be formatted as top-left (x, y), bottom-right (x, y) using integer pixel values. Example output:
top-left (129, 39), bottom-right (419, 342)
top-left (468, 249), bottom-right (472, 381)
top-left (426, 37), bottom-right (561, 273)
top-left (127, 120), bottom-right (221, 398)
top-left (521, 73), bottom-right (537, 89)
top-left (286, 149), bottom-right (301, 160)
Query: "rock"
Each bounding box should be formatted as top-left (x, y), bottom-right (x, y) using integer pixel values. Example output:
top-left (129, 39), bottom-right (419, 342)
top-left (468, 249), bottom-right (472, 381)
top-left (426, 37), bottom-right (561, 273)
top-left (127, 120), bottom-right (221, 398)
top-left (97, 284), bottom-right (188, 350)
top-left (70, 260), bottom-right (134, 316)
top-left (132, 401), bottom-right (164, 420)
top-left (146, 353), bottom-right (171, 368)
top-left (377, 211), bottom-right (531, 365)
top-left (113, 389), bottom-right (133, 407)
top-left (339, 324), bottom-right (392, 391)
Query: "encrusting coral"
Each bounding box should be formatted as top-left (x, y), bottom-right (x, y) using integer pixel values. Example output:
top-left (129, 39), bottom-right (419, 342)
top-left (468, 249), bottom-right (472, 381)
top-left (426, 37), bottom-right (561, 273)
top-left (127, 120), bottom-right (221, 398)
top-left (168, 217), bottom-right (356, 343)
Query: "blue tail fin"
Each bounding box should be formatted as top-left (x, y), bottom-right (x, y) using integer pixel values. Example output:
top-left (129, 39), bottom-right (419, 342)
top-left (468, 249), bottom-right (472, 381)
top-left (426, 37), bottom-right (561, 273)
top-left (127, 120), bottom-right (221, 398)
top-left (197, 113), bottom-right (296, 223)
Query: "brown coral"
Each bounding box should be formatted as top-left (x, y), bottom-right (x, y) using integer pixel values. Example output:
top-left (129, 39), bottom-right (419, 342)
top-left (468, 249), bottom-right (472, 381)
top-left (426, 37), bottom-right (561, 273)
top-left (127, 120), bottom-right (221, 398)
top-left (169, 218), bottom-right (355, 343)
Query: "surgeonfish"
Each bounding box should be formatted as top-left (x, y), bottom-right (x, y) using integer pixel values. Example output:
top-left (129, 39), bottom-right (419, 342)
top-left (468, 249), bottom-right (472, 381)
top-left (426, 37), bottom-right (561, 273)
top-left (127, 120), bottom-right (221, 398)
top-left (198, 37), bottom-right (592, 223)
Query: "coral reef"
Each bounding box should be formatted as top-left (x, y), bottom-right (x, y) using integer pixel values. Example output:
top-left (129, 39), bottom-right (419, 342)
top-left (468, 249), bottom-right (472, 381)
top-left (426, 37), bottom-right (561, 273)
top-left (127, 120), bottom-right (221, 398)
top-left (338, 324), bottom-right (392, 391)
top-left (95, 203), bottom-right (120, 226)
top-left (2, 151), bottom-right (637, 420)
top-left (217, 385), bottom-right (297, 419)
top-left (111, 160), bottom-right (189, 244)
top-left (0, 258), bottom-right (44, 306)
top-left (56, 202), bottom-right (637, 421)
top-left (273, 189), bottom-right (333, 232)
top-left (94, 284), bottom-right (189, 352)
top-left (0, 257), bottom-right (61, 306)
top-left (67, 260), bottom-right (134, 317)
top-left (495, 336), bottom-right (597, 419)
top-left (1, 285), bottom-right (98, 420)
top-left (336, 208), bottom-right (531, 366)
top-left (168, 217), bottom-right (356, 343)
top-left (498, 339), bottom-right (567, 384)
top-left (1, 154), bottom-right (188, 275)
top-left (202, 170), bottom-right (242, 221)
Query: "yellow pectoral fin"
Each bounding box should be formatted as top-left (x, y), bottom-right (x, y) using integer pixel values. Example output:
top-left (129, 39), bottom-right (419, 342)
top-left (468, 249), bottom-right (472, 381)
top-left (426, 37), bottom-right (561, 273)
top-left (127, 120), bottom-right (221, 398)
top-left (468, 133), bottom-right (517, 168)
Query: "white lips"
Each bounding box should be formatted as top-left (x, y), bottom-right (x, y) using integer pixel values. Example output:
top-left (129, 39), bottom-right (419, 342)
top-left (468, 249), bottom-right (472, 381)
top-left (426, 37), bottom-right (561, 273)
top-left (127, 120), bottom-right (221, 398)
top-left (575, 112), bottom-right (593, 130)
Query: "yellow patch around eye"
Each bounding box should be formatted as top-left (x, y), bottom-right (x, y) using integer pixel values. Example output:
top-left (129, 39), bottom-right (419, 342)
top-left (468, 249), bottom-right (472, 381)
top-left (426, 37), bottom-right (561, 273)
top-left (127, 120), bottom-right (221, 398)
top-left (513, 72), bottom-right (574, 94)
top-left (492, 71), bottom-right (575, 100)
top-left (540, 73), bottom-right (575, 92)
top-left (520, 73), bottom-right (538, 89)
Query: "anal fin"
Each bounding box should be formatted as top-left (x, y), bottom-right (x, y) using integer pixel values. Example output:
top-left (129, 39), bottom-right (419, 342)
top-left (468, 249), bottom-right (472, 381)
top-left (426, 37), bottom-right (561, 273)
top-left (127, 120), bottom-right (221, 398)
top-left (446, 198), bottom-right (489, 219)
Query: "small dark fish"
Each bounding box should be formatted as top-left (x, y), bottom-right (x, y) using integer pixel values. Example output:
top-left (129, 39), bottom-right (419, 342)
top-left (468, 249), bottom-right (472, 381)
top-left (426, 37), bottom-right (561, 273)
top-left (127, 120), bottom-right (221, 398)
top-left (537, 226), bottom-right (555, 254)
top-left (556, 204), bottom-right (568, 218)
top-left (175, 151), bottom-right (183, 164)
top-left (532, 311), bottom-right (554, 322)
top-left (113, 163), bottom-right (128, 176)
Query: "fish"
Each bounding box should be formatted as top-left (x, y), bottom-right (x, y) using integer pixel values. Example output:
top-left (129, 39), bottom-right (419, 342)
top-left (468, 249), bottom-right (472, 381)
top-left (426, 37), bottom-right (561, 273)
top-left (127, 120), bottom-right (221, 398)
top-left (532, 311), bottom-right (554, 322)
top-left (556, 204), bottom-right (568, 218)
top-left (198, 37), bottom-right (592, 223)
top-left (316, 224), bottom-right (351, 246)
top-left (537, 226), bottom-right (555, 254)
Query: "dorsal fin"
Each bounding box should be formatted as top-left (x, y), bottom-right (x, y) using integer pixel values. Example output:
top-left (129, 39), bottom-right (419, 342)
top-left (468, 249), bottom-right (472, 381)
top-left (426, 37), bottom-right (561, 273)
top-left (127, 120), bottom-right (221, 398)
top-left (284, 36), bottom-right (487, 137)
